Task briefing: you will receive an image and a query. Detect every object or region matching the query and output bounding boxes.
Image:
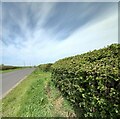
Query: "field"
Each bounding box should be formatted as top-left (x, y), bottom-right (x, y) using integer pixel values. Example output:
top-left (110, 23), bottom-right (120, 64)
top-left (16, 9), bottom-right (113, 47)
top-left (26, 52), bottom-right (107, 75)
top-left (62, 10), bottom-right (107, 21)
top-left (0, 65), bottom-right (33, 73)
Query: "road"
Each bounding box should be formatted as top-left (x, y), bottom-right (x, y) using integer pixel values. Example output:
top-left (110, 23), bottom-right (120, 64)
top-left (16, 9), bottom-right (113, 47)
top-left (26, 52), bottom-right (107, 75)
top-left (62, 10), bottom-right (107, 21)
top-left (0, 68), bottom-right (35, 99)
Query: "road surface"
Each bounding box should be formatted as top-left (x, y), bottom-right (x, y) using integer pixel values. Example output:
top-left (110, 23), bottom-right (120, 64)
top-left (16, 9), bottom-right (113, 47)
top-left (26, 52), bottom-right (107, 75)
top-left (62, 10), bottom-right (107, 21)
top-left (0, 68), bottom-right (35, 99)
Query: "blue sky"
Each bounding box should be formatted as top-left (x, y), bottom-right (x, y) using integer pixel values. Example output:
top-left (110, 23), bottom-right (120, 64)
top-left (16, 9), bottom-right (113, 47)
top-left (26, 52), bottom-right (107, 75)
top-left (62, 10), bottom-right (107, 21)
top-left (1, 2), bottom-right (118, 66)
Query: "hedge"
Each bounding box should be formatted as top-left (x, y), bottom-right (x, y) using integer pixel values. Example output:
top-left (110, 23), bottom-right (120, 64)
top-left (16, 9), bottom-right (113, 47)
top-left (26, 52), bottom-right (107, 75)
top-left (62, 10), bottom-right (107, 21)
top-left (38, 63), bottom-right (53, 72)
top-left (51, 44), bottom-right (120, 118)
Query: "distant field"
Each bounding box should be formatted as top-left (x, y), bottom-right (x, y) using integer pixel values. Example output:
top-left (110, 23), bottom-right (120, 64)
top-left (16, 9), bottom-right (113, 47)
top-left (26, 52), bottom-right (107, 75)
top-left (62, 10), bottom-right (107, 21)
top-left (0, 65), bottom-right (21, 70)
top-left (0, 65), bottom-right (32, 73)
top-left (0, 68), bottom-right (23, 73)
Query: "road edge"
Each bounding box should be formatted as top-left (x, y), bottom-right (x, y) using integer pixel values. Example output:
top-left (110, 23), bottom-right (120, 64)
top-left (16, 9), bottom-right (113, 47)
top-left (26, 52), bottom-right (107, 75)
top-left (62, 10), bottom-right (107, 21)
top-left (1, 75), bottom-right (28, 99)
top-left (1, 68), bottom-right (35, 99)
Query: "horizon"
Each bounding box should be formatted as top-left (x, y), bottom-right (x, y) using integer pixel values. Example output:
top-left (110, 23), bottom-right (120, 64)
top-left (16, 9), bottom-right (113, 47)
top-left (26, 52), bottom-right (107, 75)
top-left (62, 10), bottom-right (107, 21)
top-left (1, 2), bottom-right (118, 66)
top-left (1, 43), bottom-right (119, 67)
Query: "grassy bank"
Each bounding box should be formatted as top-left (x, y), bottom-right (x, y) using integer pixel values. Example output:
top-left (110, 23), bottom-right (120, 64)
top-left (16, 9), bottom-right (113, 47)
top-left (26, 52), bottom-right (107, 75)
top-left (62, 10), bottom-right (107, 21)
top-left (2, 69), bottom-right (75, 117)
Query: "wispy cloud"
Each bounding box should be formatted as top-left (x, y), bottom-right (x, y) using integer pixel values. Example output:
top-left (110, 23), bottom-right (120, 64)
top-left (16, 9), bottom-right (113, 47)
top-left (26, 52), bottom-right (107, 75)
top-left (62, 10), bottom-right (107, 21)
top-left (2, 2), bottom-right (118, 66)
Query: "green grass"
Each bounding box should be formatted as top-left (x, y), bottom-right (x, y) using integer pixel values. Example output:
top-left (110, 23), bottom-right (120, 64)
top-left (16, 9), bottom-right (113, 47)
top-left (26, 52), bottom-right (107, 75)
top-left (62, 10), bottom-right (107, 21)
top-left (0, 99), bottom-right (2, 119)
top-left (2, 69), bottom-right (75, 117)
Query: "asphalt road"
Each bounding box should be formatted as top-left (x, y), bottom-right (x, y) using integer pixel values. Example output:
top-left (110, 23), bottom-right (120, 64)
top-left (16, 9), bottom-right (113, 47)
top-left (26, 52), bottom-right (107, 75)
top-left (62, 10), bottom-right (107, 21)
top-left (0, 68), bottom-right (35, 99)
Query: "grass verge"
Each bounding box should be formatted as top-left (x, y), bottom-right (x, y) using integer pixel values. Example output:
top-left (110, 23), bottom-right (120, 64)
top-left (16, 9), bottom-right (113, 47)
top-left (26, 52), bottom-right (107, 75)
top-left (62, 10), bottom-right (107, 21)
top-left (2, 69), bottom-right (75, 117)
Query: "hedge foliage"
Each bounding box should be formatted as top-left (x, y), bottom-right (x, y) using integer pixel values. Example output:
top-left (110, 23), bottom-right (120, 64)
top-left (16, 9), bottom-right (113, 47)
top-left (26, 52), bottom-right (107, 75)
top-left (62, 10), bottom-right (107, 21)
top-left (51, 44), bottom-right (120, 118)
top-left (38, 63), bottom-right (53, 72)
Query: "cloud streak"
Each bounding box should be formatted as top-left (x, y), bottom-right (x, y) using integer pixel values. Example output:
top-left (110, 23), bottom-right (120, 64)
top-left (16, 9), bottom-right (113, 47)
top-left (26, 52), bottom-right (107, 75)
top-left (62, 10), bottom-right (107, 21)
top-left (2, 2), bottom-right (118, 66)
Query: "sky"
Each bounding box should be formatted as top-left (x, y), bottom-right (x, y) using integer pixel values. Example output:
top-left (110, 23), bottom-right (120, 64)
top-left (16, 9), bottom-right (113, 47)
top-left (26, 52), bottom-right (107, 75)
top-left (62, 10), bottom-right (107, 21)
top-left (1, 2), bottom-right (118, 66)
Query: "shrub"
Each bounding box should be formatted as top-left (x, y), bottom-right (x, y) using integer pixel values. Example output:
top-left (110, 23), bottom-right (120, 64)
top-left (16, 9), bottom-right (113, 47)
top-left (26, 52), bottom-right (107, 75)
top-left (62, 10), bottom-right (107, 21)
top-left (51, 44), bottom-right (120, 118)
top-left (38, 63), bottom-right (53, 72)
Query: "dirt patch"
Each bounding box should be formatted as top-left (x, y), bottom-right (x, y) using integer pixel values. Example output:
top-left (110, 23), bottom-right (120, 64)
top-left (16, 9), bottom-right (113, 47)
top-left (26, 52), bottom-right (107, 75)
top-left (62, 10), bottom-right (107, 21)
top-left (44, 81), bottom-right (51, 98)
top-left (67, 111), bottom-right (76, 117)
top-left (53, 96), bottom-right (76, 117)
top-left (44, 82), bottom-right (76, 117)
top-left (53, 95), bottom-right (68, 116)
top-left (53, 96), bottom-right (63, 111)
